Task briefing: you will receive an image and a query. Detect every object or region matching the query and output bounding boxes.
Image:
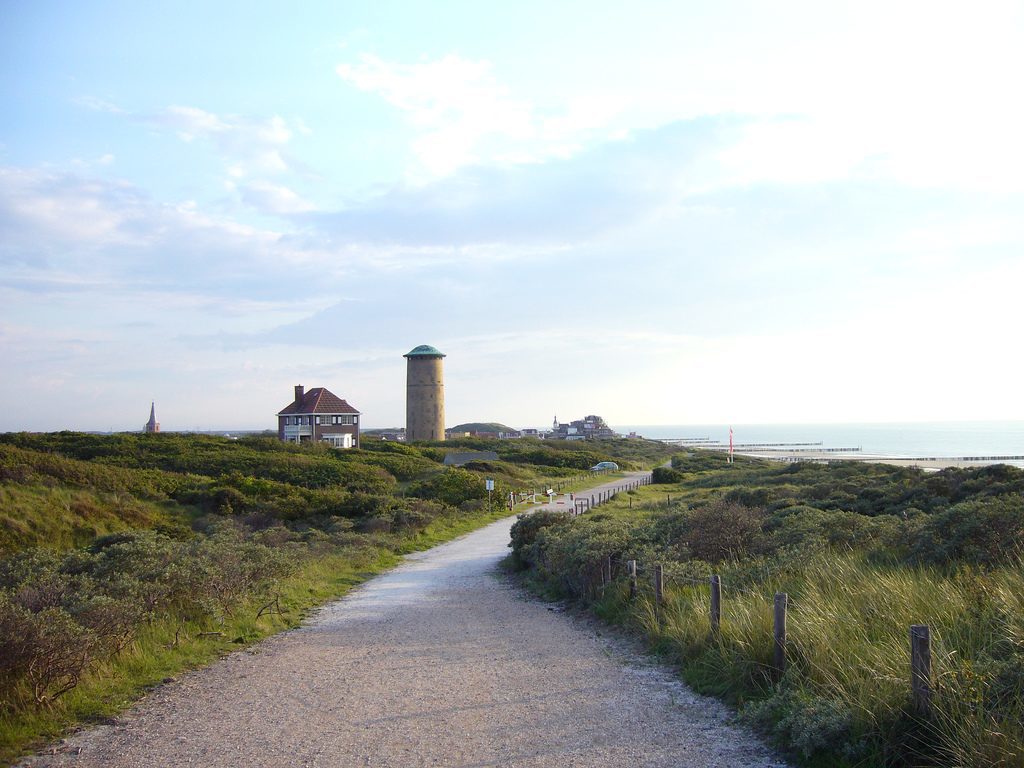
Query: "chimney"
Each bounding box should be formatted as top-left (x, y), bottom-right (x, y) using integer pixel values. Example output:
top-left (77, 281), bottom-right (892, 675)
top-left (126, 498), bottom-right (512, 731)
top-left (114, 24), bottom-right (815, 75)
top-left (294, 385), bottom-right (304, 405)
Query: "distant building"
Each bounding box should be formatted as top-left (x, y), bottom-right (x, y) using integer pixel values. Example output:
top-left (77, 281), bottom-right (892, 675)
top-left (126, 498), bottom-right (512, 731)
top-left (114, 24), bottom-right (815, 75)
top-left (277, 385), bottom-right (360, 448)
top-left (144, 402), bottom-right (160, 433)
top-left (443, 451), bottom-right (499, 466)
top-left (550, 414), bottom-right (618, 440)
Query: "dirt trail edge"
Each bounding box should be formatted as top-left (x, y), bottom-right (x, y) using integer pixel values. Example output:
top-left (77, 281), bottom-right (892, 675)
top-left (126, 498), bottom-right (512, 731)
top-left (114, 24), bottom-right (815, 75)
top-left (22, 471), bottom-right (790, 768)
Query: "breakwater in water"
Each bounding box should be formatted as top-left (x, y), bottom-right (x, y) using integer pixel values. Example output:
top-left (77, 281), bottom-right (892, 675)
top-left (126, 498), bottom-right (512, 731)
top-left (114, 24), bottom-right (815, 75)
top-left (617, 421), bottom-right (1024, 469)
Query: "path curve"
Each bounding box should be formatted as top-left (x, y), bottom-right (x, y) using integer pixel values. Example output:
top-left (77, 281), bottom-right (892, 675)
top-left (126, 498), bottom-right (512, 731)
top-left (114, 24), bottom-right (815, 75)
top-left (23, 472), bottom-right (789, 768)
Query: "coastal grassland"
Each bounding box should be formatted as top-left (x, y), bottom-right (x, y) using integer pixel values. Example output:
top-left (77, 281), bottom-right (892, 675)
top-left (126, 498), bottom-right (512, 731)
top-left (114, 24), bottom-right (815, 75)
top-left (0, 483), bottom-right (184, 555)
top-left (511, 452), bottom-right (1024, 767)
top-left (0, 431), bottom-right (662, 765)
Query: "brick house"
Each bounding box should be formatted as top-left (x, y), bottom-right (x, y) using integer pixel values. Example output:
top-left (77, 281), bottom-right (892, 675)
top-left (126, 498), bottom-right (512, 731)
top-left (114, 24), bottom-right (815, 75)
top-left (277, 385), bottom-right (361, 448)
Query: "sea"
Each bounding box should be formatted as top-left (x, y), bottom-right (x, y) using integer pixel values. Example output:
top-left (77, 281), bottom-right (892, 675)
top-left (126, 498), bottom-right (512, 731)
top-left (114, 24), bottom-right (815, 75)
top-left (614, 421), bottom-right (1024, 468)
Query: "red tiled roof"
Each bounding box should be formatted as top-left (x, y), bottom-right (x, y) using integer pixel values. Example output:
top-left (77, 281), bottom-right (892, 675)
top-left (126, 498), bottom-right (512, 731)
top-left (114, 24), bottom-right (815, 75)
top-left (278, 387), bottom-right (360, 415)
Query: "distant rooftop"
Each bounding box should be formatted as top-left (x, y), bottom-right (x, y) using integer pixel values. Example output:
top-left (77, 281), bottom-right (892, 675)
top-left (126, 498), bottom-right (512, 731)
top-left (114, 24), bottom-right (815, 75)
top-left (443, 451), bottom-right (499, 466)
top-left (278, 387), bottom-right (360, 415)
top-left (404, 344), bottom-right (446, 358)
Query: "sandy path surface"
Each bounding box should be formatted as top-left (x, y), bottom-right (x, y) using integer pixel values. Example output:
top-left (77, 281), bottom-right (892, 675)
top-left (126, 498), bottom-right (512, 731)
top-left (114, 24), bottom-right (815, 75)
top-left (23, 473), bottom-right (789, 768)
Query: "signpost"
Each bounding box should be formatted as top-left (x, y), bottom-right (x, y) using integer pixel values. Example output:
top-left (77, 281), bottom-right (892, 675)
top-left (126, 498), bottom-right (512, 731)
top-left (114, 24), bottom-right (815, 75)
top-left (485, 478), bottom-right (494, 513)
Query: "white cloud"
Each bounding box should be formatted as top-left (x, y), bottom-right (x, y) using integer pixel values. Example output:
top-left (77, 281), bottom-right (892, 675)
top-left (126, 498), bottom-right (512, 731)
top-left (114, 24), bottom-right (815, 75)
top-left (0, 167), bottom-right (141, 249)
top-left (337, 53), bottom-right (630, 178)
top-left (80, 100), bottom-right (313, 216)
top-left (338, 53), bottom-right (535, 176)
top-left (154, 106), bottom-right (298, 176)
top-left (240, 180), bottom-right (316, 215)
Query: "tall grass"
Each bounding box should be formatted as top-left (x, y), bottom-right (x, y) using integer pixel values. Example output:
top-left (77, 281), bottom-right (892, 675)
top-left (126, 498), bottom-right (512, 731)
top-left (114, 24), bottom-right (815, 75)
top-left (0, 484), bottom-right (182, 555)
top-left (595, 552), bottom-right (1024, 766)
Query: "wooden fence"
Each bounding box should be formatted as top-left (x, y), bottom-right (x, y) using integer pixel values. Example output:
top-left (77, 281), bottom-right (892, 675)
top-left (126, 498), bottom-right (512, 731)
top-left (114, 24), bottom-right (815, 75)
top-left (614, 558), bottom-right (934, 717)
top-left (570, 475), bottom-right (653, 515)
top-left (510, 473), bottom-right (655, 513)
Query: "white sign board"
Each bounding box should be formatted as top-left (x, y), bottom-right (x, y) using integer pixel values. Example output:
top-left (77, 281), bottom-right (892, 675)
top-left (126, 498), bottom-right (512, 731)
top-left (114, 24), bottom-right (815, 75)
top-left (485, 478), bottom-right (495, 491)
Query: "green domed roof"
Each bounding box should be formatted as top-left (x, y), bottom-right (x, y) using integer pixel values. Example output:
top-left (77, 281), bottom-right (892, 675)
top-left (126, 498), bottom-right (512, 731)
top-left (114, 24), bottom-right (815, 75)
top-left (404, 344), bottom-right (446, 358)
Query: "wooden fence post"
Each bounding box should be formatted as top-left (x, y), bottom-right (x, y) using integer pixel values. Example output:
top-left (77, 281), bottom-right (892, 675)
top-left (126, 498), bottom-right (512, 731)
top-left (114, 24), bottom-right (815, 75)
top-left (654, 564), bottom-right (664, 605)
top-left (604, 555), bottom-right (613, 587)
top-left (774, 593), bottom-right (788, 673)
top-left (910, 624), bottom-right (932, 717)
top-left (629, 560), bottom-right (637, 599)
top-left (710, 575), bottom-right (721, 635)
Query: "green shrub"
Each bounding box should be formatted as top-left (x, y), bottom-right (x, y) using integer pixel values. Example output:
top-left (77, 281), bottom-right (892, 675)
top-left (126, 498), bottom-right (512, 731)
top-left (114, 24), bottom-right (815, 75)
top-left (909, 496), bottom-right (1024, 566)
top-left (652, 466), bottom-right (683, 484)
top-left (409, 468), bottom-right (488, 507)
top-left (742, 687), bottom-right (862, 762)
top-left (660, 500), bottom-right (766, 564)
top-left (508, 511), bottom-right (572, 570)
top-left (0, 596), bottom-right (99, 708)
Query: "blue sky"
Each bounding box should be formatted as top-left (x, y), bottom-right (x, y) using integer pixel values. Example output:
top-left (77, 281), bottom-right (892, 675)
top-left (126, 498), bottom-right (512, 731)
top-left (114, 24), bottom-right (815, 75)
top-left (2, 0), bottom-right (1022, 431)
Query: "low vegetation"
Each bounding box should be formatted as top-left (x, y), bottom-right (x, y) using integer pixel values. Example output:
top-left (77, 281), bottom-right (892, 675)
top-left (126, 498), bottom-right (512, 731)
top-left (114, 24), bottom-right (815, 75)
top-left (511, 452), bottom-right (1024, 767)
top-left (0, 430), bottom-right (673, 764)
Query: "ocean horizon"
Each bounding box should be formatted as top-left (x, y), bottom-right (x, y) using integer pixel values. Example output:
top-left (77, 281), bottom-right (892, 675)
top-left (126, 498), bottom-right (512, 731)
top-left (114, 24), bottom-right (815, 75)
top-left (614, 421), bottom-right (1024, 467)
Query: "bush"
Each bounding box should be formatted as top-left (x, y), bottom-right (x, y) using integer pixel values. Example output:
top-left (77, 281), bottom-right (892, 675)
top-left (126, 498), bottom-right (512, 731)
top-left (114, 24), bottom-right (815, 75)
top-left (909, 496), bottom-right (1024, 566)
top-left (660, 500), bottom-right (766, 564)
top-left (652, 467), bottom-right (683, 484)
top-left (0, 597), bottom-right (99, 707)
top-left (742, 687), bottom-right (861, 762)
top-left (409, 468), bottom-right (488, 507)
top-left (508, 511), bottom-right (572, 570)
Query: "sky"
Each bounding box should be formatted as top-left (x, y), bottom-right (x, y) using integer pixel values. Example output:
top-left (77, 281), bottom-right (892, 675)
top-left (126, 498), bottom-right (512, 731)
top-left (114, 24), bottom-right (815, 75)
top-left (2, 0), bottom-right (1023, 432)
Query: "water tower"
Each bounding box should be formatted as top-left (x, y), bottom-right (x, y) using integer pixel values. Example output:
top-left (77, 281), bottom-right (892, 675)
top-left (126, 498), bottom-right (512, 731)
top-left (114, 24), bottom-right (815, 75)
top-left (404, 344), bottom-right (445, 442)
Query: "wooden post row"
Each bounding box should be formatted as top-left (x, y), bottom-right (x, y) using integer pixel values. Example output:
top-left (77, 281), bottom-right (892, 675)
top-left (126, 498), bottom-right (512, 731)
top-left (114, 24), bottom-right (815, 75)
top-left (774, 593), bottom-right (788, 673)
top-left (910, 624), bottom-right (932, 717)
top-left (710, 575), bottom-right (721, 635)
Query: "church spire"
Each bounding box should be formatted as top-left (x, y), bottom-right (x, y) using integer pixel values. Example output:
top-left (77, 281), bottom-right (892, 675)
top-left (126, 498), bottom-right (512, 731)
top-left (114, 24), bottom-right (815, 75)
top-left (145, 402), bottom-right (160, 433)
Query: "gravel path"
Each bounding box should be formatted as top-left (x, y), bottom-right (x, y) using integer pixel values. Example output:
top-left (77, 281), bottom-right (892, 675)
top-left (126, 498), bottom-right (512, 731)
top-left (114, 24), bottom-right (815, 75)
top-left (23, 473), bottom-right (790, 768)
